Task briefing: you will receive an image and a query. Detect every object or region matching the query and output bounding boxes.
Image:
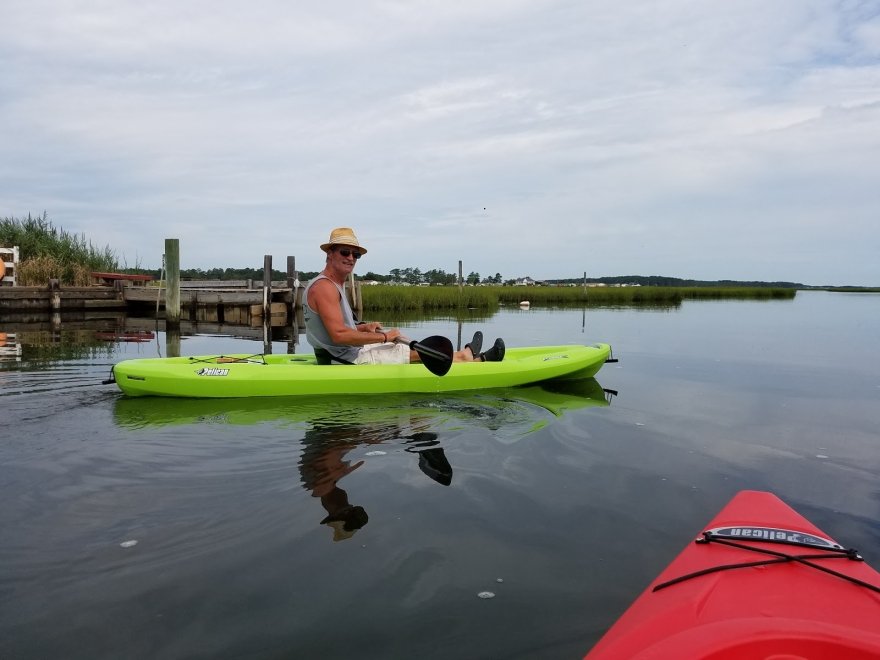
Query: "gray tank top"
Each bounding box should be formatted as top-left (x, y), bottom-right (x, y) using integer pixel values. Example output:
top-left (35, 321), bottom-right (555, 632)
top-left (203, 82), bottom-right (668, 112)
top-left (303, 274), bottom-right (360, 363)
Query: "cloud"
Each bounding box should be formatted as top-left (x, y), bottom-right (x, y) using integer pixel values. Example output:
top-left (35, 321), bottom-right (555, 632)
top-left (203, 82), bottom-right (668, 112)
top-left (1, 0), bottom-right (878, 284)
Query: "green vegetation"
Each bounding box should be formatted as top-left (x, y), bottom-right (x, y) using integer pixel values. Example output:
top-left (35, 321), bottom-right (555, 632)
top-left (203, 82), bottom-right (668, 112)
top-left (0, 213), bottom-right (820, 299)
top-left (362, 285), bottom-right (496, 311)
top-left (361, 285), bottom-right (795, 311)
top-left (550, 275), bottom-right (805, 288)
top-left (1, 213), bottom-right (117, 285)
top-left (823, 287), bottom-right (880, 293)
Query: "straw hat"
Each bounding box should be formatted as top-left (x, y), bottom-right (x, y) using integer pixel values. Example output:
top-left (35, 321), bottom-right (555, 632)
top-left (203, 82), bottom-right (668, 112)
top-left (320, 227), bottom-right (367, 254)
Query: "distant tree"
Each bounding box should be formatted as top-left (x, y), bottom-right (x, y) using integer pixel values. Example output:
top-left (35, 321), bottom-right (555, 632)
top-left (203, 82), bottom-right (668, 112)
top-left (403, 267), bottom-right (422, 285)
top-left (362, 271), bottom-right (388, 282)
top-left (466, 271), bottom-right (480, 285)
top-left (424, 268), bottom-right (454, 285)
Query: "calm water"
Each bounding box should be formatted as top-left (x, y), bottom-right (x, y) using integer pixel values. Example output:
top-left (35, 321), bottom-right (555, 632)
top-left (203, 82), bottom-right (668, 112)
top-left (1, 291), bottom-right (878, 659)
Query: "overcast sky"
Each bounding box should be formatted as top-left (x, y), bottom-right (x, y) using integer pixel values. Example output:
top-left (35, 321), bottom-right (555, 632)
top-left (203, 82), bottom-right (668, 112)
top-left (2, 1), bottom-right (878, 285)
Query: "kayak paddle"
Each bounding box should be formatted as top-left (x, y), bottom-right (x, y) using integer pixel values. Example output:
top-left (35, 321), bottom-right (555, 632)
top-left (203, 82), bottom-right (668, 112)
top-left (395, 335), bottom-right (453, 376)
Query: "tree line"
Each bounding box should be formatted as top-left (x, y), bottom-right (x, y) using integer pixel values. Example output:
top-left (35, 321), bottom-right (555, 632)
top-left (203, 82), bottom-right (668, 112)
top-left (3, 213), bottom-right (810, 288)
top-left (127, 266), bottom-right (511, 285)
top-left (127, 267), bottom-right (805, 289)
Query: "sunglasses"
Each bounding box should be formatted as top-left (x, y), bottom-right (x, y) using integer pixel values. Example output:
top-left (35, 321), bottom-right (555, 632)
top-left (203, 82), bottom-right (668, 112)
top-left (336, 248), bottom-right (362, 260)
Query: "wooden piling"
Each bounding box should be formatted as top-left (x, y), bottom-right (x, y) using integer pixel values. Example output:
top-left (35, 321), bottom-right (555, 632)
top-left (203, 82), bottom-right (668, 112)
top-left (165, 238), bottom-right (180, 327)
top-left (263, 255), bottom-right (272, 318)
top-left (286, 256), bottom-right (297, 290)
top-left (346, 273), bottom-right (361, 318)
top-left (458, 260), bottom-right (463, 294)
top-left (49, 279), bottom-right (61, 312)
top-left (287, 256), bottom-right (299, 349)
top-left (166, 327), bottom-right (181, 358)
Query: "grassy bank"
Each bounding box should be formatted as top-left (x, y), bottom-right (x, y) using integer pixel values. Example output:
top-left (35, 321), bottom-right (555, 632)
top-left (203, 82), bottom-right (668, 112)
top-left (361, 285), bottom-right (796, 311)
top-left (824, 287), bottom-right (880, 293)
top-left (1, 213), bottom-right (117, 285)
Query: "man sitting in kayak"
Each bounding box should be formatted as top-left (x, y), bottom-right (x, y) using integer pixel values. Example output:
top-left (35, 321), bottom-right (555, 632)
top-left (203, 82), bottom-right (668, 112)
top-left (304, 227), bottom-right (505, 365)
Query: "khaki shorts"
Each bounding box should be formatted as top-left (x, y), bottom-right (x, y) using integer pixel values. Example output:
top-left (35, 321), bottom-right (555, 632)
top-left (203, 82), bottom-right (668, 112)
top-left (354, 342), bottom-right (411, 365)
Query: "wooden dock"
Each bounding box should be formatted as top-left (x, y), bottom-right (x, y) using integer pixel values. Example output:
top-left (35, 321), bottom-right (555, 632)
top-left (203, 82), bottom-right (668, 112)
top-left (0, 278), bottom-right (362, 327)
top-left (0, 246), bottom-right (363, 327)
top-left (0, 285), bottom-right (127, 313)
top-left (123, 280), bottom-right (302, 324)
top-left (0, 281), bottom-right (299, 321)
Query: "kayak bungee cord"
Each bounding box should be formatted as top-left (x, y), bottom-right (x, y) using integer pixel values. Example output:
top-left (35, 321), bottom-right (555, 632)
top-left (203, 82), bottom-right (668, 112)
top-left (104, 354), bottom-right (269, 384)
top-left (653, 532), bottom-right (880, 594)
top-left (186, 354), bottom-right (267, 364)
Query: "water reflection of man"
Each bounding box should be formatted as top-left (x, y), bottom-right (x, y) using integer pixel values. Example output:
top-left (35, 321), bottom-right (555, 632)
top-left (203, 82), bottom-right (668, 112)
top-left (299, 428), bottom-right (371, 542)
top-left (298, 423), bottom-right (452, 542)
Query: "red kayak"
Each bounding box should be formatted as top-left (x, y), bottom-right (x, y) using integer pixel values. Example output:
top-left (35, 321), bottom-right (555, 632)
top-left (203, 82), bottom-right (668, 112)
top-left (585, 490), bottom-right (880, 659)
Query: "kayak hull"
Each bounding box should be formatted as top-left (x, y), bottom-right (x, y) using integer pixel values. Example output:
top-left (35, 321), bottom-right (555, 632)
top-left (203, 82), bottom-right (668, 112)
top-left (585, 490), bottom-right (880, 659)
top-left (111, 378), bottom-right (611, 429)
top-left (113, 343), bottom-right (612, 398)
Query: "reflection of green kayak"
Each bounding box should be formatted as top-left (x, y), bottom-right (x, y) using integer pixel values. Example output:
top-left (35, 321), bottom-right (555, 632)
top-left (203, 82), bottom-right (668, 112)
top-left (111, 343), bottom-right (612, 398)
top-left (112, 378), bottom-right (611, 430)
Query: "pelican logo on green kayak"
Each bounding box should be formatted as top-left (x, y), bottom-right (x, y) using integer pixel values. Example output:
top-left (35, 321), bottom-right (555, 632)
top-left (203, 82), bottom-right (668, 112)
top-left (196, 368), bottom-right (230, 376)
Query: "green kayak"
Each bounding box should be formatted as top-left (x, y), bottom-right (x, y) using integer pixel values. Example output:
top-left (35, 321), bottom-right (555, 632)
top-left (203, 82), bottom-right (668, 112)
top-left (111, 343), bottom-right (613, 398)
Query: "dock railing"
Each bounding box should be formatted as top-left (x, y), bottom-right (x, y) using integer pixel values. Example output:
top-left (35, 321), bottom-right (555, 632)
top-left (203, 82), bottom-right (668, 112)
top-left (1, 246), bottom-right (19, 286)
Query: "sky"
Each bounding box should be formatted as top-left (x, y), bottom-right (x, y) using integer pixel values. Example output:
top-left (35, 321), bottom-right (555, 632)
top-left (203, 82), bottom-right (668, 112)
top-left (2, 1), bottom-right (879, 286)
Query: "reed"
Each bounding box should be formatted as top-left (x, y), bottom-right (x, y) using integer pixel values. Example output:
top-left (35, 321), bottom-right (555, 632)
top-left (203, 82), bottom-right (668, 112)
top-left (825, 287), bottom-right (880, 293)
top-left (361, 285), bottom-right (498, 311)
top-left (360, 284), bottom-right (796, 311)
top-left (1, 212), bottom-right (117, 284)
top-left (677, 287), bottom-right (796, 300)
top-left (16, 256), bottom-right (93, 286)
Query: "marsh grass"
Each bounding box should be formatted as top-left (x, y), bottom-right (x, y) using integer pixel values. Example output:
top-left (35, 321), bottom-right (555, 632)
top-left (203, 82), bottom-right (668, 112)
top-left (1, 212), bottom-right (117, 285)
top-left (825, 287), bottom-right (880, 293)
top-left (17, 256), bottom-right (93, 286)
top-left (362, 286), bottom-right (498, 311)
top-left (362, 285), bottom-right (796, 311)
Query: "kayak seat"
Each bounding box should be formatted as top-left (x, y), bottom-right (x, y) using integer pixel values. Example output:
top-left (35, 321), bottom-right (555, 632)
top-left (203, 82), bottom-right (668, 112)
top-left (314, 348), bottom-right (355, 365)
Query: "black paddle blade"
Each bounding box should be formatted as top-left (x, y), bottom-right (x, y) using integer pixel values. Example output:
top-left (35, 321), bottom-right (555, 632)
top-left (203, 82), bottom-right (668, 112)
top-left (410, 335), bottom-right (453, 376)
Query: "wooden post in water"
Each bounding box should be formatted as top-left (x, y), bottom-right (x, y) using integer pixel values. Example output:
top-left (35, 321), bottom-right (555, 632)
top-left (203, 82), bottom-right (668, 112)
top-left (49, 278), bottom-right (61, 326)
top-left (582, 271), bottom-right (587, 333)
top-left (262, 255), bottom-right (273, 355)
top-left (458, 260), bottom-right (463, 294)
top-left (166, 327), bottom-right (181, 358)
top-left (286, 256), bottom-right (297, 291)
top-left (263, 255), bottom-right (272, 318)
top-left (287, 256), bottom-right (299, 352)
top-left (165, 238), bottom-right (180, 328)
top-left (346, 273), bottom-right (360, 319)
